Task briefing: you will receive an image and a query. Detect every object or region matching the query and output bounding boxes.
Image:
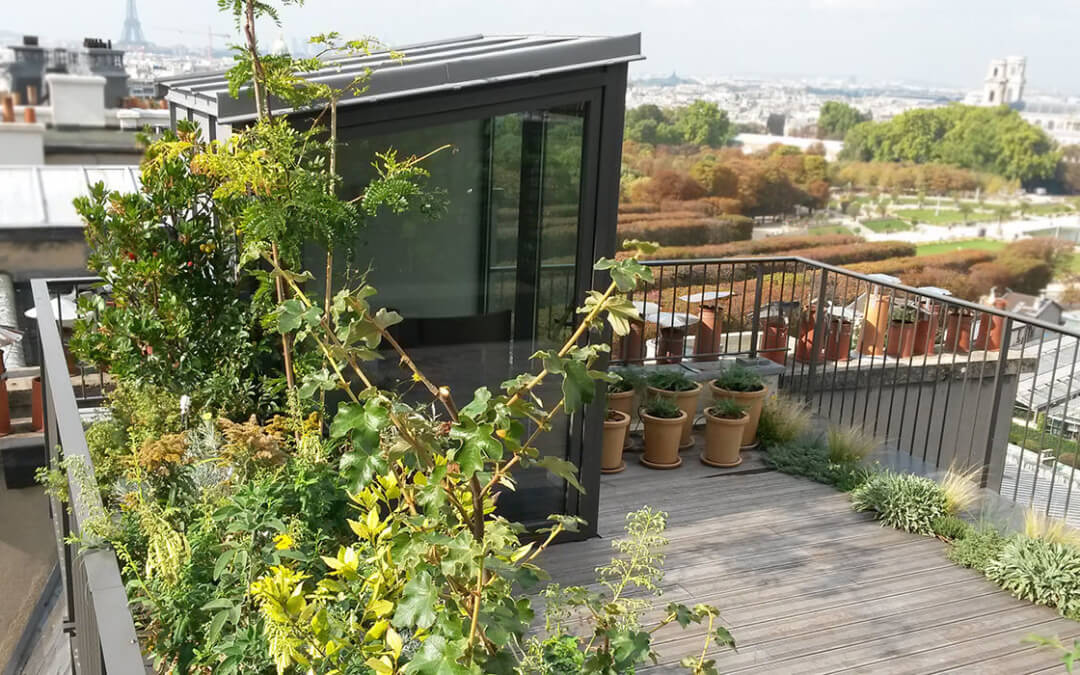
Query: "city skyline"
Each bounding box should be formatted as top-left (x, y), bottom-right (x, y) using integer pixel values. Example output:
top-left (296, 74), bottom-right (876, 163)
top-left (3, 0), bottom-right (1079, 96)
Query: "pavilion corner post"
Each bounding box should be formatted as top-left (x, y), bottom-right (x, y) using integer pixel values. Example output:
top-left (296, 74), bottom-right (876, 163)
top-left (804, 268), bottom-right (829, 404)
top-left (748, 263), bottom-right (764, 359)
top-left (981, 315), bottom-right (1013, 489)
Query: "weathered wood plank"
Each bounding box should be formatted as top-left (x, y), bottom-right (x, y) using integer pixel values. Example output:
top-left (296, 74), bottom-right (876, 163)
top-left (543, 453), bottom-right (1073, 674)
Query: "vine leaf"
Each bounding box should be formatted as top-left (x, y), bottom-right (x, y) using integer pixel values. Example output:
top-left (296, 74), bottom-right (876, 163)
top-left (393, 570), bottom-right (439, 630)
top-left (534, 456), bottom-right (584, 493)
top-left (401, 635), bottom-right (472, 675)
top-left (561, 358), bottom-right (596, 413)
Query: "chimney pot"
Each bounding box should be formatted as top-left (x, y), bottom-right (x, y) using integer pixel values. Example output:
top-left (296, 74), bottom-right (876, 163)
top-left (23, 107), bottom-right (36, 124)
top-left (26, 85), bottom-right (38, 106)
top-left (1, 96), bottom-right (14, 123)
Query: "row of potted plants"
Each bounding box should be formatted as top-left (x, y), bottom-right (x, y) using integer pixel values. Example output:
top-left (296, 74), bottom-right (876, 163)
top-left (602, 364), bottom-right (769, 472)
top-left (793, 298), bottom-right (1010, 364)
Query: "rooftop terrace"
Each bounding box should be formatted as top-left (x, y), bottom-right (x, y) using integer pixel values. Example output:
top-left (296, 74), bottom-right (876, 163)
top-left (544, 455), bottom-right (1077, 673)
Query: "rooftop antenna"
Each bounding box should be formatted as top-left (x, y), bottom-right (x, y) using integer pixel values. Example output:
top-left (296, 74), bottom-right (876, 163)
top-left (120, 0), bottom-right (148, 46)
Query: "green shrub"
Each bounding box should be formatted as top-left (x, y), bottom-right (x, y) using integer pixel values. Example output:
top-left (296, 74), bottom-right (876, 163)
top-left (984, 536), bottom-right (1080, 619)
top-left (947, 526), bottom-right (1008, 570)
top-left (645, 397), bottom-right (683, 419)
top-left (607, 375), bottom-right (634, 394)
top-left (763, 442), bottom-right (871, 492)
top-left (711, 362), bottom-right (764, 393)
top-left (646, 371), bottom-right (698, 392)
top-left (708, 398), bottom-right (747, 419)
top-left (756, 396), bottom-right (812, 448)
top-left (931, 515), bottom-right (973, 541)
top-left (536, 634), bottom-right (587, 673)
top-left (850, 471), bottom-right (948, 535)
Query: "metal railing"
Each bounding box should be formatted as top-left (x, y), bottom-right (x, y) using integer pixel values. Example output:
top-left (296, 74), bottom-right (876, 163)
top-left (612, 255), bottom-right (1080, 522)
top-left (31, 277), bottom-right (144, 675)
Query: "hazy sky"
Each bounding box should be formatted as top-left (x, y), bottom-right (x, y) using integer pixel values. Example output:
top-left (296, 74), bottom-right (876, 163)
top-left (8, 0), bottom-right (1080, 94)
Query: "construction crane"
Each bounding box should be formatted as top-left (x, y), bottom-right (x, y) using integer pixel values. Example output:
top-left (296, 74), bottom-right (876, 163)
top-left (151, 25), bottom-right (233, 60)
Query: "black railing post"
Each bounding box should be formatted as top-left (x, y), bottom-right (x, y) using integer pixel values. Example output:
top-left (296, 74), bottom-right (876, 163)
top-left (805, 268), bottom-right (829, 404)
top-left (981, 316), bottom-right (1013, 488)
top-left (748, 263), bottom-right (764, 359)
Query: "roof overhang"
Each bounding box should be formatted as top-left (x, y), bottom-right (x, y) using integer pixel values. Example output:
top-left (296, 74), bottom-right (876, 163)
top-left (158, 33), bottom-right (643, 124)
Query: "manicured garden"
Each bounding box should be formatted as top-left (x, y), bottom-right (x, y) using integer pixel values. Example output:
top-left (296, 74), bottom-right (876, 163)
top-left (893, 208), bottom-right (991, 226)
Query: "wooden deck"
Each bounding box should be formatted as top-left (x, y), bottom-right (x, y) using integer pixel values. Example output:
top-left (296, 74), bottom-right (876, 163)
top-left (541, 447), bottom-right (1080, 674)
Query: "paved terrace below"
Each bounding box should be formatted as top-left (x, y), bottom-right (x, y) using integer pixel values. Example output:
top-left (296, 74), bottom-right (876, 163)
top-left (540, 449), bottom-right (1079, 674)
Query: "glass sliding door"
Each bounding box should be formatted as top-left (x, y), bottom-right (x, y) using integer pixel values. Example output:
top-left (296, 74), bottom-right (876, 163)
top-left (321, 102), bottom-right (588, 525)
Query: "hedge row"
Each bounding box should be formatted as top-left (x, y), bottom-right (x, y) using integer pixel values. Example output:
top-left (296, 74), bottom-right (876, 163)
top-left (617, 210), bottom-right (705, 224)
top-left (774, 241), bottom-right (917, 266)
top-left (634, 233), bottom-right (862, 261)
top-left (617, 215), bottom-right (754, 248)
top-left (847, 249), bottom-right (997, 277)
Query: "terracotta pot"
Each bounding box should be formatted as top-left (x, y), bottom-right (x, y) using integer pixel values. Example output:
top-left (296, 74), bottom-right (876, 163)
top-left (913, 305), bottom-right (941, 356)
top-left (983, 298), bottom-right (1008, 351)
top-left (607, 389), bottom-right (636, 449)
top-left (602, 410), bottom-right (630, 473)
top-left (658, 326), bottom-right (687, 364)
top-left (794, 314), bottom-right (824, 364)
top-left (616, 319), bottom-right (645, 363)
top-left (31, 376), bottom-right (43, 432)
top-left (760, 318), bottom-right (788, 365)
top-left (886, 320), bottom-right (917, 358)
top-left (647, 382), bottom-right (702, 449)
top-left (824, 318), bottom-right (853, 362)
top-left (943, 312), bottom-right (973, 353)
top-left (693, 304), bottom-right (723, 362)
top-left (859, 293), bottom-right (892, 356)
top-left (702, 409), bottom-right (749, 467)
top-left (708, 381), bottom-right (768, 448)
top-left (641, 410), bottom-right (687, 469)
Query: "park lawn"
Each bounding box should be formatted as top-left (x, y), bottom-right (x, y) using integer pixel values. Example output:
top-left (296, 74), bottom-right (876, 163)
top-left (893, 208), bottom-right (992, 226)
top-left (807, 225), bottom-right (855, 236)
top-left (1026, 202), bottom-right (1077, 216)
top-left (915, 239), bottom-right (1006, 256)
top-left (862, 217), bottom-right (912, 233)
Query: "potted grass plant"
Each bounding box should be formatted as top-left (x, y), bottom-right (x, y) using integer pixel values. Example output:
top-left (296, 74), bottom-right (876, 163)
top-left (646, 370), bottom-right (702, 449)
top-left (702, 398), bottom-right (749, 468)
top-left (641, 397), bottom-right (686, 469)
top-left (601, 409), bottom-right (631, 473)
top-left (709, 362), bottom-right (767, 449)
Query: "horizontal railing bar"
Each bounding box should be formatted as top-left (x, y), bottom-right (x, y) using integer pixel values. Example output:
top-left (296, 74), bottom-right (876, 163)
top-left (638, 255), bottom-right (1080, 339)
top-left (31, 278), bottom-right (144, 673)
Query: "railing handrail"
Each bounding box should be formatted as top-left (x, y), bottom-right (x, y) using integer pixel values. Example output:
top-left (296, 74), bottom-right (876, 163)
top-left (31, 278), bottom-right (145, 673)
top-left (638, 254), bottom-right (1080, 340)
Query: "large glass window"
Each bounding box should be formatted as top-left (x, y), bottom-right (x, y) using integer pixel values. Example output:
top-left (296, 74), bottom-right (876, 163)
top-left (318, 103), bottom-right (588, 523)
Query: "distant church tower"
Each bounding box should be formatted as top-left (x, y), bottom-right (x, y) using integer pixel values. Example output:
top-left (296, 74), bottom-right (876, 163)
top-left (983, 56), bottom-right (1026, 105)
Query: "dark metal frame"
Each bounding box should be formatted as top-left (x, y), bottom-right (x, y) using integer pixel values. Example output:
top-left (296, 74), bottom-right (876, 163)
top-left (31, 278), bottom-right (144, 675)
top-left (325, 66), bottom-right (627, 539)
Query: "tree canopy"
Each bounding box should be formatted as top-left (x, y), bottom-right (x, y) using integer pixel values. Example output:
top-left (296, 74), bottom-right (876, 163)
top-left (817, 101), bottom-right (870, 140)
top-left (839, 104), bottom-right (1061, 184)
top-left (625, 101), bottom-right (734, 148)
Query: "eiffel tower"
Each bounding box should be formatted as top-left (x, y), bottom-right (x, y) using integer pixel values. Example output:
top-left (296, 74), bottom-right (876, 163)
top-left (119, 0), bottom-right (148, 46)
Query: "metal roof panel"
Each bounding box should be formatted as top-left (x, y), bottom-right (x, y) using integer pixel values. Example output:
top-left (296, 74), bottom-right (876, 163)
top-left (160, 33), bottom-right (643, 122)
